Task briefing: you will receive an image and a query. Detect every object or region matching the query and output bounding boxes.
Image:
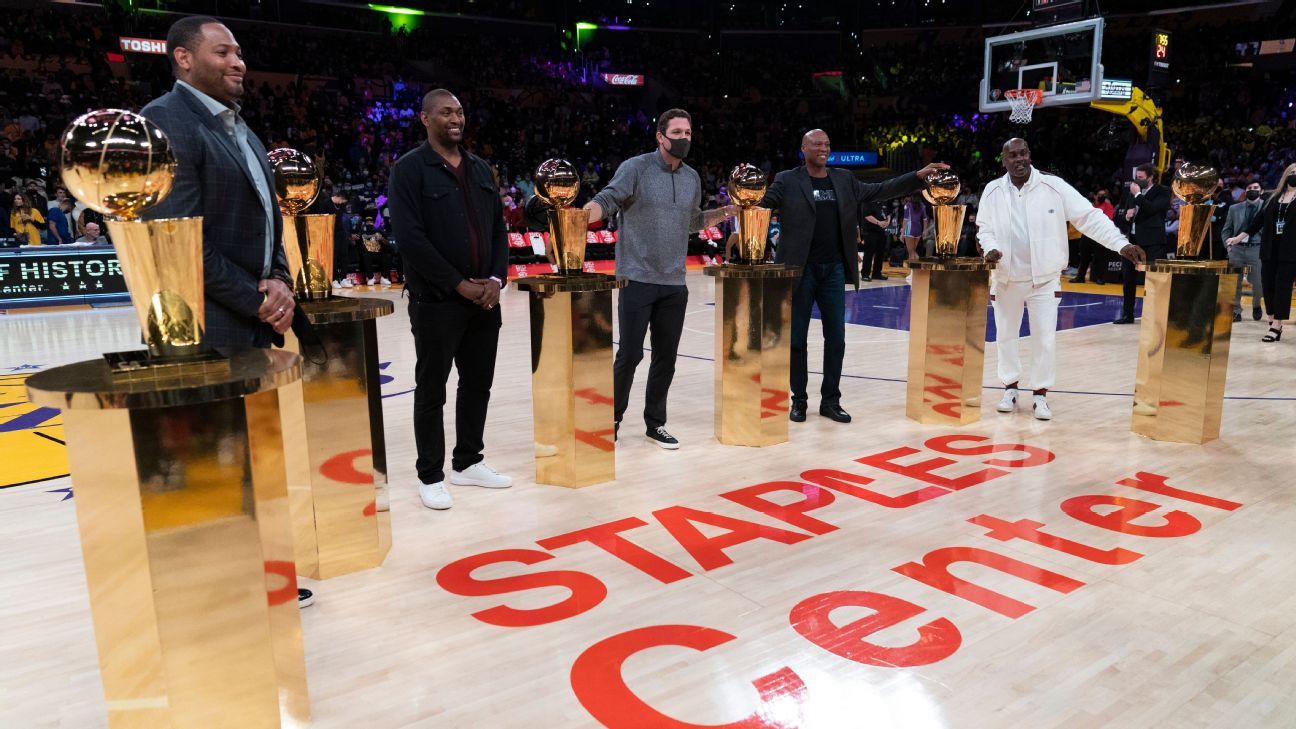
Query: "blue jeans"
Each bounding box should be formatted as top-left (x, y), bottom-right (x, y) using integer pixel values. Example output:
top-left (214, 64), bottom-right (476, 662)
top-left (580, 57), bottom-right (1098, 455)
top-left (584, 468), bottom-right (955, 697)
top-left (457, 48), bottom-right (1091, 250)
top-left (791, 262), bottom-right (845, 406)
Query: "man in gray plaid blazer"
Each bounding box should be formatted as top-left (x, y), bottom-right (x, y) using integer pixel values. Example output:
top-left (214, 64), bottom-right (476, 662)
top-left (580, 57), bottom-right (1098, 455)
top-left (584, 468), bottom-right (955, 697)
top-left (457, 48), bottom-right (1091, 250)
top-left (141, 16), bottom-right (312, 608)
top-left (141, 16), bottom-right (296, 353)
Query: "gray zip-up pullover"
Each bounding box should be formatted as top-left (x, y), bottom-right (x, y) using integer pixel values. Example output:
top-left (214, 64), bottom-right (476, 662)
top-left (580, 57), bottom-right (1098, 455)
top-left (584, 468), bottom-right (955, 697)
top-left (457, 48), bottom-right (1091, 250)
top-left (591, 150), bottom-right (704, 286)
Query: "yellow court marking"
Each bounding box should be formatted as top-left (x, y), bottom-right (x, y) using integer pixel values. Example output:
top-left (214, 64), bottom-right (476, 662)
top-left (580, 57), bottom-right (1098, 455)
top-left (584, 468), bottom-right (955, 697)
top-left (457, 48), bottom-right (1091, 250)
top-left (0, 373), bottom-right (69, 488)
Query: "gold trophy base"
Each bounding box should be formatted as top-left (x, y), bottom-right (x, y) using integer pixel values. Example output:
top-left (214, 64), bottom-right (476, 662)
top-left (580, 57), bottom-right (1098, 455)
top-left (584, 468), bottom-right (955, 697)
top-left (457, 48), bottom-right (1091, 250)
top-left (516, 273), bottom-right (626, 487)
top-left (705, 263), bottom-right (800, 447)
top-left (906, 258), bottom-right (994, 425)
top-left (282, 296), bottom-right (395, 580)
top-left (24, 350), bottom-right (309, 729)
top-left (1131, 259), bottom-right (1241, 444)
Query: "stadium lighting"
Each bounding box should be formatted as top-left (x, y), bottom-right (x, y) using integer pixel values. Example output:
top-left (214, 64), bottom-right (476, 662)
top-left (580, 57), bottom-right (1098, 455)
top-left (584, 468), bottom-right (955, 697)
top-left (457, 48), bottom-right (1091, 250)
top-left (368, 4), bottom-right (425, 16)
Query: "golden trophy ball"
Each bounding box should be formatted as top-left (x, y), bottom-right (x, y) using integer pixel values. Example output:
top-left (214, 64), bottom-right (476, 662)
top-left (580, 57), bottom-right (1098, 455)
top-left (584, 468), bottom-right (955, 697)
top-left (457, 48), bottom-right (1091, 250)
top-left (1171, 162), bottom-right (1218, 205)
top-left (534, 158), bottom-right (588, 273)
top-left (1171, 162), bottom-right (1219, 258)
top-left (60, 108), bottom-right (177, 221)
top-left (269, 147), bottom-right (322, 215)
top-left (922, 168), bottom-right (962, 206)
top-left (728, 163), bottom-right (771, 263)
top-left (535, 158), bottom-right (581, 208)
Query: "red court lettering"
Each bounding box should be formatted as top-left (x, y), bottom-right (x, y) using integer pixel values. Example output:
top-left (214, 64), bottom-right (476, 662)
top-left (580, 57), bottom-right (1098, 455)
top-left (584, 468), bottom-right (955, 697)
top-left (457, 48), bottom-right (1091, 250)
top-left (1060, 495), bottom-right (1202, 538)
top-left (893, 546), bottom-right (1085, 618)
top-left (789, 590), bottom-right (961, 667)
top-left (720, 481), bottom-right (840, 535)
top-left (923, 434), bottom-right (1055, 468)
top-left (436, 549), bottom-right (607, 627)
top-left (653, 506), bottom-right (813, 571)
top-left (968, 514), bottom-right (1144, 565)
top-left (800, 468), bottom-right (950, 509)
top-left (537, 517), bottom-right (693, 585)
top-left (570, 624), bottom-right (806, 729)
top-left (1116, 471), bottom-right (1242, 511)
top-left (856, 446), bottom-right (1011, 491)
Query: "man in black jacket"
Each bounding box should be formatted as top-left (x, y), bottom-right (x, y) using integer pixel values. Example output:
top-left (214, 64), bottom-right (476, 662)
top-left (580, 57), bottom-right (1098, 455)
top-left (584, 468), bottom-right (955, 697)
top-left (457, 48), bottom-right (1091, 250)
top-left (761, 129), bottom-right (947, 423)
top-left (1115, 162), bottom-right (1171, 324)
top-left (387, 89), bottom-right (512, 511)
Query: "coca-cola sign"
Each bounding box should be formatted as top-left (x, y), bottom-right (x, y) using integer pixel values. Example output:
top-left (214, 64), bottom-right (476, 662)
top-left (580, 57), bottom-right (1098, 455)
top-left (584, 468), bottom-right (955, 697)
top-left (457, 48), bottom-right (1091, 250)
top-left (601, 73), bottom-right (644, 87)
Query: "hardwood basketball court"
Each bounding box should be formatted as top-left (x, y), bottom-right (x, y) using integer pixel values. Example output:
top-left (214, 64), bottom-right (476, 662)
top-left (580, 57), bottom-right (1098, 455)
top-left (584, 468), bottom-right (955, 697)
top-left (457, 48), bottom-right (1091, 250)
top-left (2, 273), bottom-right (1293, 728)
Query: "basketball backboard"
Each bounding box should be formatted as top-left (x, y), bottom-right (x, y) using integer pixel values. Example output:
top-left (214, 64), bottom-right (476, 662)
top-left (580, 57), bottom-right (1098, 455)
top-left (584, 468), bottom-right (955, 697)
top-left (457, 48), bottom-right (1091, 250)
top-left (980, 17), bottom-right (1105, 113)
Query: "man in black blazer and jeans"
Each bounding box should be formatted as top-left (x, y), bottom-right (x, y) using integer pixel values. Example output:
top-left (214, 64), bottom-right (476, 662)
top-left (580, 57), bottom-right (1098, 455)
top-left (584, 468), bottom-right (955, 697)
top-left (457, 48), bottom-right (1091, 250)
top-left (761, 129), bottom-right (947, 423)
top-left (1115, 163), bottom-right (1171, 324)
top-left (388, 89), bottom-right (512, 512)
top-left (141, 16), bottom-right (306, 605)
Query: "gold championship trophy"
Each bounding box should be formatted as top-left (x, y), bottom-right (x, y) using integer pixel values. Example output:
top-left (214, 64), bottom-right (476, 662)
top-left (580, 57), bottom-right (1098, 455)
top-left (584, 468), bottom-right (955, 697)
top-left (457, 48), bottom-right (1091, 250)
top-left (268, 148), bottom-right (395, 579)
top-left (25, 110), bottom-right (309, 728)
top-left (704, 164), bottom-right (801, 446)
top-left (905, 170), bottom-right (995, 424)
top-left (516, 159), bottom-right (625, 487)
top-left (1131, 163), bottom-right (1241, 443)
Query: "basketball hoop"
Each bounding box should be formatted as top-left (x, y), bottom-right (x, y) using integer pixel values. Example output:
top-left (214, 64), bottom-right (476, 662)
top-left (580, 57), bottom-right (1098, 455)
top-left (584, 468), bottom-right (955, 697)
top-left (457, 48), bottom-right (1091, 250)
top-left (1005, 88), bottom-right (1044, 124)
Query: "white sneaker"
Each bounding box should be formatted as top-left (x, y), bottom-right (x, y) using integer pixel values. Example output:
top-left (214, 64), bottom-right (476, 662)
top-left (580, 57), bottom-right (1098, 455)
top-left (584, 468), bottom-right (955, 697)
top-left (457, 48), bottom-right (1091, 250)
top-left (1033, 395), bottom-right (1053, 421)
top-left (339, 278), bottom-right (354, 288)
top-left (419, 481), bottom-right (453, 510)
top-left (449, 462), bottom-right (513, 489)
top-left (534, 442), bottom-right (559, 458)
top-left (367, 277), bottom-right (379, 286)
top-left (379, 276), bottom-right (391, 285)
top-left (996, 388), bottom-right (1018, 413)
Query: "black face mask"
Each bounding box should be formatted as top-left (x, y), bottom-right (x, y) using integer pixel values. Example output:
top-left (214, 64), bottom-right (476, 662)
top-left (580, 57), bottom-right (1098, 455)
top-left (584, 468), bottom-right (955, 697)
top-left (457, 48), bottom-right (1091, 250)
top-left (664, 137), bottom-right (690, 160)
top-left (1246, 190), bottom-right (1261, 201)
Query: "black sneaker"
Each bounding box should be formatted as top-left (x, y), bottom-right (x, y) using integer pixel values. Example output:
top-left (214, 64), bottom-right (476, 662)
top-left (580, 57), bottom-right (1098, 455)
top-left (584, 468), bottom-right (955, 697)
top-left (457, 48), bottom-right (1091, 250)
top-left (298, 588), bottom-right (315, 608)
top-left (646, 426), bottom-right (680, 450)
top-left (1253, 307), bottom-right (1263, 321)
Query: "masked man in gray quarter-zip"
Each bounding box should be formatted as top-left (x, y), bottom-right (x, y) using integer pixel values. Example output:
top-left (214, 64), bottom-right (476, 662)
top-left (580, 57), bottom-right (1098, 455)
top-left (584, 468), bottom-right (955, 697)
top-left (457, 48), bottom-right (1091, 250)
top-left (585, 109), bottom-right (737, 450)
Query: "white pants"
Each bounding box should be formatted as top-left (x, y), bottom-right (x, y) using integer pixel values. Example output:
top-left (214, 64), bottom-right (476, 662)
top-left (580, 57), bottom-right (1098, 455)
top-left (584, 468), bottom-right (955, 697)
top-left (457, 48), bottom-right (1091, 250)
top-left (992, 277), bottom-right (1060, 391)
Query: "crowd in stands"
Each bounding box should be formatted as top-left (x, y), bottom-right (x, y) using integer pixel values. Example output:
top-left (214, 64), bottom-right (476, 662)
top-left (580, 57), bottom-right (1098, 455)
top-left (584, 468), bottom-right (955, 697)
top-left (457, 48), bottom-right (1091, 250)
top-left (2, 0), bottom-right (1293, 274)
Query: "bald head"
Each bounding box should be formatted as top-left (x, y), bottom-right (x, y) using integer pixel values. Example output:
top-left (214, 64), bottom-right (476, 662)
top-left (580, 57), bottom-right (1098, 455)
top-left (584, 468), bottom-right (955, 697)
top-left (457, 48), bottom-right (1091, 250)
top-left (802, 129), bottom-right (830, 171)
top-left (420, 89), bottom-right (464, 149)
top-left (1002, 137), bottom-right (1032, 186)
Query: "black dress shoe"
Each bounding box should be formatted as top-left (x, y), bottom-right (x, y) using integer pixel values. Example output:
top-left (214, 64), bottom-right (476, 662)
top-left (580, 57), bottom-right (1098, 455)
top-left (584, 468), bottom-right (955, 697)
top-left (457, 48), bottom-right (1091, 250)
top-left (789, 400), bottom-right (807, 422)
top-left (1112, 316), bottom-right (1135, 325)
top-left (1233, 312), bottom-right (1243, 322)
top-left (1070, 275), bottom-right (1086, 284)
top-left (875, 273), bottom-right (887, 280)
top-left (1253, 307), bottom-right (1263, 321)
top-left (819, 404), bottom-right (852, 423)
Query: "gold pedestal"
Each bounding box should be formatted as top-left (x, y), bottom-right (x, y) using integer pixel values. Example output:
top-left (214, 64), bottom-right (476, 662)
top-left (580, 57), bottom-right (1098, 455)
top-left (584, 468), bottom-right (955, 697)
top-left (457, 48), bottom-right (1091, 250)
top-left (1131, 260), bottom-right (1240, 444)
top-left (515, 273), bottom-right (625, 487)
top-left (25, 349), bottom-right (309, 729)
top-left (282, 296), bottom-right (394, 579)
top-left (704, 264), bottom-right (800, 447)
top-left (906, 258), bottom-right (994, 425)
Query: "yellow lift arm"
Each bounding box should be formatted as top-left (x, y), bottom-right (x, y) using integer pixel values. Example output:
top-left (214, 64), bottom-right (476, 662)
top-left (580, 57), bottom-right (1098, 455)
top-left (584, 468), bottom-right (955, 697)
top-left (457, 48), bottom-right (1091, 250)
top-left (1090, 86), bottom-right (1172, 176)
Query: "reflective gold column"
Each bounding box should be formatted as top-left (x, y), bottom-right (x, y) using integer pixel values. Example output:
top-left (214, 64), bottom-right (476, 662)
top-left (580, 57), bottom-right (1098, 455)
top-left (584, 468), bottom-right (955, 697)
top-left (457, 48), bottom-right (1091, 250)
top-left (905, 258), bottom-right (994, 425)
top-left (515, 274), bottom-right (624, 487)
top-left (705, 264), bottom-right (800, 446)
top-left (25, 349), bottom-right (308, 729)
top-left (1131, 260), bottom-right (1239, 443)
top-left (282, 296), bottom-right (394, 579)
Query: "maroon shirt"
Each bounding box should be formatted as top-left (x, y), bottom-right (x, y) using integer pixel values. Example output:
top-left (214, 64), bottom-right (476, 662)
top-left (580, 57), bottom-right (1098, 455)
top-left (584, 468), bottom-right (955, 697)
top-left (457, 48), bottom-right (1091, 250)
top-left (438, 151), bottom-right (486, 277)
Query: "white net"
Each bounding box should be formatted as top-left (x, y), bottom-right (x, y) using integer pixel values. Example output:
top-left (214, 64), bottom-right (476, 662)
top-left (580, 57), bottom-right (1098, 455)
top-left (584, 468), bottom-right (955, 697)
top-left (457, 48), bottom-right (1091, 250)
top-left (1006, 90), bottom-right (1041, 124)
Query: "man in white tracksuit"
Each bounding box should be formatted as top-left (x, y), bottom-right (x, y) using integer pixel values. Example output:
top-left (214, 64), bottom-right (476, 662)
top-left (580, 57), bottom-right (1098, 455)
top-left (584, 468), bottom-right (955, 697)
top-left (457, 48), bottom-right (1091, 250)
top-left (976, 138), bottom-right (1144, 420)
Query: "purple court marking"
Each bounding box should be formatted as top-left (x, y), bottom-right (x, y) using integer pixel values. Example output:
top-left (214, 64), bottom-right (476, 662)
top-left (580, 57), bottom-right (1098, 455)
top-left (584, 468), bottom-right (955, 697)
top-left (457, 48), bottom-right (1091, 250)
top-left (810, 284), bottom-right (1141, 338)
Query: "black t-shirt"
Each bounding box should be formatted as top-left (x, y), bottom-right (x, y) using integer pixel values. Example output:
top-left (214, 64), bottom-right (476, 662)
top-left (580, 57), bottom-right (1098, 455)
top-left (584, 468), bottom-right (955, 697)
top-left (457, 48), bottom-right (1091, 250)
top-left (808, 175), bottom-right (843, 264)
